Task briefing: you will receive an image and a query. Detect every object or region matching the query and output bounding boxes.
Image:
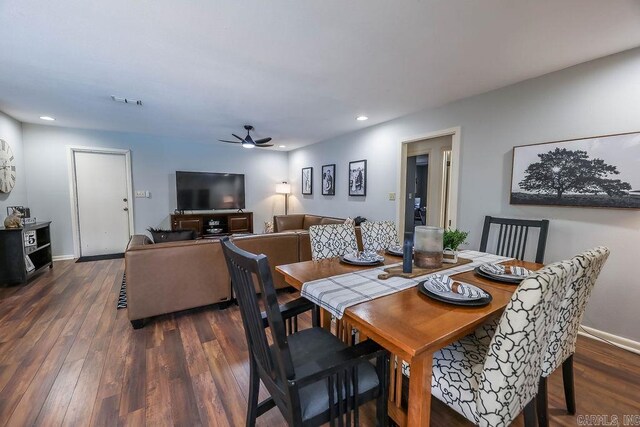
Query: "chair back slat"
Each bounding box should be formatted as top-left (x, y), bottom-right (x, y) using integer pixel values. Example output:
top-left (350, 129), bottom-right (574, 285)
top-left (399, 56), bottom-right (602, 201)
top-left (479, 216), bottom-right (549, 263)
top-left (220, 238), bottom-right (296, 400)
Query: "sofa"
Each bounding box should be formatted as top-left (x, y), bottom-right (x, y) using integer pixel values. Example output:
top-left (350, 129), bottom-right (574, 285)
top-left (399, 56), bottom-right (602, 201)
top-left (125, 214), bottom-right (362, 328)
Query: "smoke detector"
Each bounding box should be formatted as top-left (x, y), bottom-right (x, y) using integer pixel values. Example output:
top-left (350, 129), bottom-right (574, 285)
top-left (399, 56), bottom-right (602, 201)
top-left (111, 95), bottom-right (143, 106)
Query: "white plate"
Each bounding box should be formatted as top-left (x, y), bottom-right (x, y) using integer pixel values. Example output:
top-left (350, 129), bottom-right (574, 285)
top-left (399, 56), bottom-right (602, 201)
top-left (422, 274), bottom-right (489, 301)
top-left (341, 252), bottom-right (384, 265)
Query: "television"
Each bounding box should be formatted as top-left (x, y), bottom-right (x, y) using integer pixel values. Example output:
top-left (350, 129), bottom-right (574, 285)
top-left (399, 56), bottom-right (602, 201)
top-left (176, 171), bottom-right (246, 210)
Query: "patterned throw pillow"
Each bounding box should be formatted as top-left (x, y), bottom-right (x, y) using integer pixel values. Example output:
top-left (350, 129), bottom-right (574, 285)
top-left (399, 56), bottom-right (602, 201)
top-left (263, 220), bottom-right (274, 233)
top-left (344, 217), bottom-right (355, 226)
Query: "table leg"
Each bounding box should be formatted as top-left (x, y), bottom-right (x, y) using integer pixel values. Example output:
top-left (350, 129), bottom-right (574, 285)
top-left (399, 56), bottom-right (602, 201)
top-left (407, 351), bottom-right (432, 427)
top-left (319, 307), bottom-right (332, 331)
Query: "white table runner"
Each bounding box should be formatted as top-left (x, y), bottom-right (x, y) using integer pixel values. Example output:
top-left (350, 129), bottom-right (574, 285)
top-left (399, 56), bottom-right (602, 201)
top-left (300, 250), bottom-right (512, 319)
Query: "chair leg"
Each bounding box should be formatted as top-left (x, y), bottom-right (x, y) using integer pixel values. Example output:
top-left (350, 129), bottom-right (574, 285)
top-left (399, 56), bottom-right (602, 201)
top-left (523, 396), bottom-right (537, 427)
top-left (312, 305), bottom-right (320, 327)
top-left (563, 355), bottom-right (576, 415)
top-left (247, 359), bottom-right (260, 427)
top-left (537, 376), bottom-right (549, 427)
top-left (376, 353), bottom-right (390, 427)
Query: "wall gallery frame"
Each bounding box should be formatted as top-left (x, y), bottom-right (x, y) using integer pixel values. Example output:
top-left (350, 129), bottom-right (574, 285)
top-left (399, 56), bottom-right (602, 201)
top-left (510, 131), bottom-right (640, 209)
top-left (348, 160), bottom-right (367, 196)
top-left (301, 167), bottom-right (313, 195)
top-left (322, 164), bottom-right (336, 196)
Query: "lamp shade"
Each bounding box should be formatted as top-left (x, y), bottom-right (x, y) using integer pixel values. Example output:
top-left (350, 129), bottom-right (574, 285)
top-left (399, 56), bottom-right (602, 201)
top-left (276, 182), bottom-right (291, 194)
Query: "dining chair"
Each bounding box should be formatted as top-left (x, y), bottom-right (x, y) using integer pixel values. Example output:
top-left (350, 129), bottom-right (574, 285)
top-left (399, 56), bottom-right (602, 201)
top-left (537, 246), bottom-right (610, 427)
top-left (308, 223), bottom-right (359, 260)
top-left (360, 221), bottom-right (400, 252)
top-left (479, 216), bottom-right (550, 263)
top-left (220, 237), bottom-right (390, 427)
top-left (402, 260), bottom-right (569, 426)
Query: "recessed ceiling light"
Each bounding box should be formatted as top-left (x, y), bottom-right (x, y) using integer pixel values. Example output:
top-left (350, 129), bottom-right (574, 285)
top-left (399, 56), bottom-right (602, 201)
top-left (39, 116), bottom-right (55, 121)
top-left (279, 145), bottom-right (286, 148)
top-left (356, 115), bottom-right (368, 121)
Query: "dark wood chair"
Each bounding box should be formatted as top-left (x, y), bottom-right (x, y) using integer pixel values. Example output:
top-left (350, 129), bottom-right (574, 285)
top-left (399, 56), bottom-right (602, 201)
top-left (479, 215), bottom-right (550, 263)
top-left (220, 237), bottom-right (390, 427)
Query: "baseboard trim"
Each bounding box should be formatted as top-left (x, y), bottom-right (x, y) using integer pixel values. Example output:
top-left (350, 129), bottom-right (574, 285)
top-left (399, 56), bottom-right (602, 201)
top-left (579, 325), bottom-right (640, 355)
top-left (52, 255), bottom-right (76, 261)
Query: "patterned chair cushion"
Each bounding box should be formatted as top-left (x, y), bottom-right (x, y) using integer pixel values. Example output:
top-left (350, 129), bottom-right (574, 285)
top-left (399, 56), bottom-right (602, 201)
top-left (403, 260), bottom-right (570, 426)
top-left (360, 220), bottom-right (399, 252)
top-left (542, 246), bottom-right (609, 376)
top-left (308, 224), bottom-right (359, 260)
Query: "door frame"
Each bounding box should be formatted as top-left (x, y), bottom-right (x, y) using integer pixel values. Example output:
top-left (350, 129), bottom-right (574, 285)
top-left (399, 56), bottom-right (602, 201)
top-left (67, 146), bottom-right (134, 258)
top-left (398, 127), bottom-right (461, 234)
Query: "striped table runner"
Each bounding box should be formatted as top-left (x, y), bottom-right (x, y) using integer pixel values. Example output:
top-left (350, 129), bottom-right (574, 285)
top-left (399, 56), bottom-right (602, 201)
top-left (300, 250), bottom-right (512, 319)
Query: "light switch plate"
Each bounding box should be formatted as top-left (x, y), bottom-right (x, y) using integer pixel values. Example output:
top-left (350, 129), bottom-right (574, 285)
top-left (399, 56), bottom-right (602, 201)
top-left (388, 192), bottom-right (396, 201)
top-left (135, 191), bottom-right (146, 198)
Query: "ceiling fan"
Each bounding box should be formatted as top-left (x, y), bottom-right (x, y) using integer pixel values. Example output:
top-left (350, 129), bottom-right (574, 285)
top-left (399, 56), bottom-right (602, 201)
top-left (219, 125), bottom-right (273, 149)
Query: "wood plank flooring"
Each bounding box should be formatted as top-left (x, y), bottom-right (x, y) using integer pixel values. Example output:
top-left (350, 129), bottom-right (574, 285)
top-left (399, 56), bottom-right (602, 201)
top-left (0, 259), bottom-right (639, 426)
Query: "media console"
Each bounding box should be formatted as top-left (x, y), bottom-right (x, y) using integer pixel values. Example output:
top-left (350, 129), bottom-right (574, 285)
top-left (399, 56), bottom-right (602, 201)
top-left (170, 212), bottom-right (253, 237)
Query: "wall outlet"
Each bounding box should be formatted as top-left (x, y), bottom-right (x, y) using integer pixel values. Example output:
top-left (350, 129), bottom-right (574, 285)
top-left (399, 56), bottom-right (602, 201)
top-left (388, 192), bottom-right (396, 201)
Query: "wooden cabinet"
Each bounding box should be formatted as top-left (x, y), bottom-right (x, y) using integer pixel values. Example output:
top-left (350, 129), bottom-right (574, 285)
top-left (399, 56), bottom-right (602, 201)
top-left (170, 212), bottom-right (253, 237)
top-left (0, 222), bottom-right (53, 285)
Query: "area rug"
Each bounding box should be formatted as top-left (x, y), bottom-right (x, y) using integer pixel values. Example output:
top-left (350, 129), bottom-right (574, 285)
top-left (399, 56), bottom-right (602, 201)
top-left (76, 253), bottom-right (124, 263)
top-left (117, 273), bottom-right (127, 309)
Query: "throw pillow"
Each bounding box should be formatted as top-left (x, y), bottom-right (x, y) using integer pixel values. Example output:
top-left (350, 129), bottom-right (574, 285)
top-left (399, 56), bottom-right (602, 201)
top-left (263, 220), bottom-right (274, 233)
top-left (147, 227), bottom-right (197, 243)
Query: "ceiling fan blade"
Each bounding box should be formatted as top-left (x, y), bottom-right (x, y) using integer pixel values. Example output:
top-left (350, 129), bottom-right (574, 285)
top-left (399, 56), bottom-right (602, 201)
top-left (256, 143), bottom-right (274, 147)
top-left (231, 133), bottom-right (244, 141)
top-left (219, 139), bottom-right (240, 144)
top-left (255, 137), bottom-right (272, 144)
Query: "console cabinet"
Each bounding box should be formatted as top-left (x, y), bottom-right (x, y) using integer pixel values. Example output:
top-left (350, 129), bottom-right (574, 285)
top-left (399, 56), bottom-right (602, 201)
top-left (0, 222), bottom-right (53, 285)
top-left (170, 212), bottom-right (253, 237)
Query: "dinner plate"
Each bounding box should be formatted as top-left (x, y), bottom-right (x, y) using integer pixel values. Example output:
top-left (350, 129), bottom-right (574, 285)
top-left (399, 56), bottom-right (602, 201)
top-left (340, 252), bottom-right (384, 266)
top-left (385, 245), bottom-right (403, 256)
top-left (474, 266), bottom-right (522, 284)
top-left (418, 278), bottom-right (492, 306)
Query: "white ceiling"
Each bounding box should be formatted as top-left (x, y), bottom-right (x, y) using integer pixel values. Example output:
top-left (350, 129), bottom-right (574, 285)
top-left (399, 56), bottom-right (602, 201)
top-left (1, 1), bottom-right (640, 151)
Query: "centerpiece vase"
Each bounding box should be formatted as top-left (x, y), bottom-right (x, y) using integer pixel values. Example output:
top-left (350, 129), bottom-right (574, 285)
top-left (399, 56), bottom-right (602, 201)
top-left (414, 226), bottom-right (444, 269)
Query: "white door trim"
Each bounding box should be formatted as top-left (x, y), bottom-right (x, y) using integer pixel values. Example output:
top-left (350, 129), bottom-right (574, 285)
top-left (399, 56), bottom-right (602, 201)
top-left (67, 146), bottom-right (134, 258)
top-left (397, 126), bottom-right (461, 234)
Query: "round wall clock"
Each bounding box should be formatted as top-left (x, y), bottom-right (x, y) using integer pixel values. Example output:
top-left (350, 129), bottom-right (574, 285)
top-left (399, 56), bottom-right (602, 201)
top-left (0, 139), bottom-right (16, 193)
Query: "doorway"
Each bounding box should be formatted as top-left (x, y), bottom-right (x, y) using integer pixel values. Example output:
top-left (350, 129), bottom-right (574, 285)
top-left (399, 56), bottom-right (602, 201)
top-left (69, 148), bottom-right (134, 257)
top-left (399, 128), bottom-right (460, 235)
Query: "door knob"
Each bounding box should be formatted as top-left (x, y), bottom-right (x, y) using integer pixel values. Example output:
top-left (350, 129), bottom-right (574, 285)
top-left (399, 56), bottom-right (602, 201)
top-left (123, 207), bottom-right (129, 211)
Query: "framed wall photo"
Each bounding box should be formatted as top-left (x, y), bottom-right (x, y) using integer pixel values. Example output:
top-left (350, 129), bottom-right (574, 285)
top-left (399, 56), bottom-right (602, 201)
top-left (511, 131), bottom-right (640, 209)
top-left (321, 164), bottom-right (336, 196)
top-left (348, 160), bottom-right (367, 196)
top-left (301, 167), bottom-right (313, 195)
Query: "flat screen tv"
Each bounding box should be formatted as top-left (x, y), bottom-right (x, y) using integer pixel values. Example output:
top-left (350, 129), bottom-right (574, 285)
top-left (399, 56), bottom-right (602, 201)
top-left (176, 171), bottom-right (245, 210)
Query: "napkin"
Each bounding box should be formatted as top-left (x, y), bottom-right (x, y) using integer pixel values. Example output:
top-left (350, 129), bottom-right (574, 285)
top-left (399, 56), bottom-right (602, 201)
top-left (480, 263), bottom-right (531, 277)
top-left (425, 274), bottom-right (487, 299)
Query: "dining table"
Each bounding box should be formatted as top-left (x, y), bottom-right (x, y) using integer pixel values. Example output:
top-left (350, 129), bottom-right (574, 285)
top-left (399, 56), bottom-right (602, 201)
top-left (276, 253), bottom-right (543, 427)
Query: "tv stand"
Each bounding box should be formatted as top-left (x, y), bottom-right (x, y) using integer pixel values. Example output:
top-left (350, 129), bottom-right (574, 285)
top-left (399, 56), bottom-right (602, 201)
top-left (171, 212), bottom-right (253, 237)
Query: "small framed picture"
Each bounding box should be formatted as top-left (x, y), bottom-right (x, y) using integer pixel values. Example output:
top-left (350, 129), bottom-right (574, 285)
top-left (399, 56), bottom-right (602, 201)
top-left (302, 167), bottom-right (313, 195)
top-left (321, 164), bottom-right (336, 196)
top-left (348, 160), bottom-right (367, 196)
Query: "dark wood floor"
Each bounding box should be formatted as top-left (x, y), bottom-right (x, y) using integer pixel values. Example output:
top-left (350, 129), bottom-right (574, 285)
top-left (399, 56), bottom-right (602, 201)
top-left (0, 259), bottom-right (638, 426)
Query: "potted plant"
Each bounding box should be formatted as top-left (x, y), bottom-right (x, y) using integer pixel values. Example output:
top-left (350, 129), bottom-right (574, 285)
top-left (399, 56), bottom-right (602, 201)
top-left (442, 229), bottom-right (469, 263)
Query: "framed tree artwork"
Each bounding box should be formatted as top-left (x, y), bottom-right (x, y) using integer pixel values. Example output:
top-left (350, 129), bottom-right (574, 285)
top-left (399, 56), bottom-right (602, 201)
top-left (348, 160), bottom-right (367, 196)
top-left (301, 167), bottom-right (313, 195)
top-left (321, 164), bottom-right (335, 196)
top-left (511, 131), bottom-right (640, 209)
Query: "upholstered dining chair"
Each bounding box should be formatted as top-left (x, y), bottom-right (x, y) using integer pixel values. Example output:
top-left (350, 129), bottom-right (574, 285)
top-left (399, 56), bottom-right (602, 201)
top-left (479, 216), bottom-right (550, 263)
top-left (360, 221), bottom-right (400, 252)
top-left (308, 223), bottom-right (359, 260)
top-left (220, 237), bottom-right (390, 427)
top-left (402, 259), bottom-right (570, 426)
top-left (537, 246), bottom-right (610, 427)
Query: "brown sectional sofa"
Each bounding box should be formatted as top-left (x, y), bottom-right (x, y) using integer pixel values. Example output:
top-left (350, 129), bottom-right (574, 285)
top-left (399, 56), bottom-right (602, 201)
top-left (125, 214), bottom-right (361, 328)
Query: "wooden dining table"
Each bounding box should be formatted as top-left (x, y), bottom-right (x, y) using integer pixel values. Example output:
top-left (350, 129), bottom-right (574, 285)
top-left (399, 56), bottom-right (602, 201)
top-left (276, 254), bottom-right (543, 427)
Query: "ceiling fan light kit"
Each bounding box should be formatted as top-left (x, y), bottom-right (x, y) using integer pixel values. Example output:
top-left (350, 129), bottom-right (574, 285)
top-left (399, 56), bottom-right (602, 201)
top-left (219, 125), bottom-right (274, 149)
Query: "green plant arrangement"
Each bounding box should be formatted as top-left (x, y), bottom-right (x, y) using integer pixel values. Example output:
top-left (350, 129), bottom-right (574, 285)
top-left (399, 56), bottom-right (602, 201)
top-left (443, 229), bottom-right (469, 251)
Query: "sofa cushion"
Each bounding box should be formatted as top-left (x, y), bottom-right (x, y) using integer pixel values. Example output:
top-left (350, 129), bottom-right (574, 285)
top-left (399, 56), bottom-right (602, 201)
top-left (147, 227), bottom-right (196, 243)
top-left (302, 215), bottom-right (325, 229)
top-left (274, 214), bottom-right (305, 232)
top-left (319, 217), bottom-right (344, 226)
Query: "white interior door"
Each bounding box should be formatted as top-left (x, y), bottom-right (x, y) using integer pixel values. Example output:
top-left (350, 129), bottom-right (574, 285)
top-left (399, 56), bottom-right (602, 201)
top-left (74, 151), bottom-right (131, 256)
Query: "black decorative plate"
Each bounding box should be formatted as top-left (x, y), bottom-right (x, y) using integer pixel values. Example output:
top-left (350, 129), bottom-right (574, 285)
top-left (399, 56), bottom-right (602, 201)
top-left (417, 280), bottom-right (493, 306)
top-left (474, 266), bottom-right (522, 284)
